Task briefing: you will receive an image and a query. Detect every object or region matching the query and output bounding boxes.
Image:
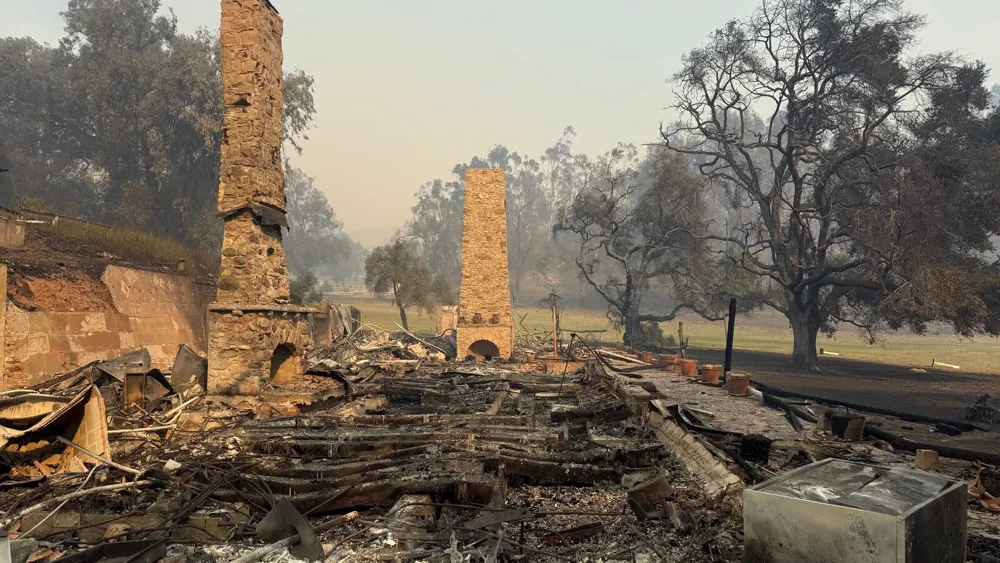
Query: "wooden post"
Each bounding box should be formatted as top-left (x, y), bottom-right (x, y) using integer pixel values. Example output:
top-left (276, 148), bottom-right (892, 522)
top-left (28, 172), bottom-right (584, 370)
top-left (678, 322), bottom-right (686, 359)
top-left (551, 296), bottom-right (559, 358)
top-left (723, 298), bottom-right (737, 376)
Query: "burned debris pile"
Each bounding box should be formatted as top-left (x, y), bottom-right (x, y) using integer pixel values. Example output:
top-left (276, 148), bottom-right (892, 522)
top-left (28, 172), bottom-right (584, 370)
top-left (0, 343), bottom-right (748, 563)
top-left (968, 394), bottom-right (1000, 425)
top-left (0, 339), bottom-right (998, 561)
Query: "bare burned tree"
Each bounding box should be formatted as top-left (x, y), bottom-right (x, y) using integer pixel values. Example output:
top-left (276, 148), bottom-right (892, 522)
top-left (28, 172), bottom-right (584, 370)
top-left (554, 145), bottom-right (727, 345)
top-left (661, 0), bottom-right (989, 369)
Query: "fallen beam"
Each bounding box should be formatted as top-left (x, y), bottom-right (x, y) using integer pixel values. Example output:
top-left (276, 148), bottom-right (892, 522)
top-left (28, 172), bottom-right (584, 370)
top-left (258, 451), bottom-right (486, 480)
top-left (551, 403), bottom-right (630, 423)
top-left (236, 460), bottom-right (486, 495)
top-left (331, 395), bottom-right (389, 418)
top-left (598, 350), bottom-right (652, 366)
top-left (213, 474), bottom-right (495, 514)
top-left (647, 400), bottom-right (743, 506)
top-left (249, 429), bottom-right (563, 458)
top-left (484, 391), bottom-right (507, 416)
top-left (515, 383), bottom-right (583, 393)
top-left (343, 414), bottom-right (528, 427)
top-left (485, 455), bottom-right (622, 485)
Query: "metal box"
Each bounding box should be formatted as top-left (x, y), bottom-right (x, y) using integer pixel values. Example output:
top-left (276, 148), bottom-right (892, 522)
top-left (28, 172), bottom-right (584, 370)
top-left (744, 459), bottom-right (966, 563)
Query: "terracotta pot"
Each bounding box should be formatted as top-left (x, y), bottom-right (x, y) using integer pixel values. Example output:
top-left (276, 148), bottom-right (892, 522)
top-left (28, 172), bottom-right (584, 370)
top-left (658, 354), bottom-right (678, 371)
top-left (679, 358), bottom-right (698, 377)
top-left (639, 351), bottom-right (654, 363)
top-left (726, 372), bottom-right (751, 396)
top-left (701, 364), bottom-right (723, 384)
top-left (526, 353), bottom-right (536, 362)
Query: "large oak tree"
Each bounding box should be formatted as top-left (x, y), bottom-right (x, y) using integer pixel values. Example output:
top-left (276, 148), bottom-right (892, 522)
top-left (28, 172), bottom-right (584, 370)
top-left (662, 0), bottom-right (1000, 369)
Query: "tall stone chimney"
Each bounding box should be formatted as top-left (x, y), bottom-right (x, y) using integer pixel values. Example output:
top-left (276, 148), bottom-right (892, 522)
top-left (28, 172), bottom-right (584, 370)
top-left (217, 0), bottom-right (289, 304)
top-left (456, 168), bottom-right (513, 360)
top-left (207, 0), bottom-right (314, 395)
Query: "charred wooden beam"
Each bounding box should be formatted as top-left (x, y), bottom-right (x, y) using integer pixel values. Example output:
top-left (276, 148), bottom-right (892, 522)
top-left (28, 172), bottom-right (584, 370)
top-left (213, 473), bottom-right (496, 515)
top-left (255, 451), bottom-right (487, 480)
top-left (342, 414), bottom-right (528, 427)
top-left (484, 391), bottom-right (507, 416)
top-left (235, 460), bottom-right (486, 495)
top-left (515, 383), bottom-right (582, 394)
top-left (249, 428), bottom-right (564, 458)
top-left (550, 403), bottom-right (630, 423)
top-left (485, 455), bottom-right (622, 485)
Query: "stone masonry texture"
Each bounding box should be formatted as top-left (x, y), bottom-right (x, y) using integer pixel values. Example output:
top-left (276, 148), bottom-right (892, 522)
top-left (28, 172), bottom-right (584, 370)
top-left (217, 0), bottom-right (290, 305)
top-left (206, 306), bottom-right (313, 395)
top-left (218, 0), bottom-right (285, 213)
top-left (208, 0), bottom-right (312, 395)
top-left (457, 168), bottom-right (513, 359)
top-left (2, 266), bottom-right (211, 390)
top-left (217, 210), bottom-right (290, 303)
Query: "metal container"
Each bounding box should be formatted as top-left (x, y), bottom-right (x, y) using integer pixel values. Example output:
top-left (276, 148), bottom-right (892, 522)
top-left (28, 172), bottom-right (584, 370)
top-left (744, 458), bottom-right (966, 563)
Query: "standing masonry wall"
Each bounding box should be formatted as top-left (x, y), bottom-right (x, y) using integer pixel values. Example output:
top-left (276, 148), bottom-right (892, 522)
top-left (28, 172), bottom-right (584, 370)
top-left (456, 168), bottom-right (513, 360)
top-left (2, 266), bottom-right (210, 390)
top-left (101, 266), bottom-right (208, 365)
top-left (208, 0), bottom-right (314, 395)
top-left (207, 305), bottom-right (313, 395)
top-left (216, 0), bottom-right (289, 304)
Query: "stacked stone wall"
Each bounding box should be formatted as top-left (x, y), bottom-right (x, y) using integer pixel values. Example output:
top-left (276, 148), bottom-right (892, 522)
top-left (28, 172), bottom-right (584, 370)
top-left (208, 0), bottom-right (313, 395)
top-left (217, 0), bottom-right (289, 305)
top-left (456, 168), bottom-right (513, 359)
top-left (206, 306), bottom-right (313, 395)
top-left (216, 211), bottom-right (290, 303)
top-left (218, 0), bottom-right (285, 213)
top-left (2, 266), bottom-right (211, 390)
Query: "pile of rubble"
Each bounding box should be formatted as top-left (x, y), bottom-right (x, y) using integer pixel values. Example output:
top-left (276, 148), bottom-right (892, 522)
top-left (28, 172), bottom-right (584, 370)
top-left (1, 338), bottom-right (998, 562)
top-left (968, 394), bottom-right (1000, 425)
top-left (0, 339), bottom-right (745, 563)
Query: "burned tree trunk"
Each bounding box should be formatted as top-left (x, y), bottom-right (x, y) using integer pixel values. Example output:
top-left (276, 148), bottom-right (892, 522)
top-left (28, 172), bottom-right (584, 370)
top-left (392, 282), bottom-right (410, 330)
top-left (788, 305), bottom-right (820, 371)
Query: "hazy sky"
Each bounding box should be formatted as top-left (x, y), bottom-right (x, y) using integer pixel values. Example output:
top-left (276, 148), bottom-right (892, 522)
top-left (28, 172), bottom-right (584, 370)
top-left (4, 0), bottom-right (999, 247)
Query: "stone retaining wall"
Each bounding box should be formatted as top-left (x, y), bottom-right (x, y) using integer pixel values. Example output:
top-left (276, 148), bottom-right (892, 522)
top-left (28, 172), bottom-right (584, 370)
top-left (102, 266), bottom-right (207, 366)
top-left (2, 266), bottom-right (211, 390)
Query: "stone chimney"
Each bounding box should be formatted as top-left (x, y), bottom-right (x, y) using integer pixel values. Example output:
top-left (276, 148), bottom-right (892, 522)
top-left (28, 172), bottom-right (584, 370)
top-left (216, 0), bottom-right (289, 304)
top-left (456, 168), bottom-right (513, 360)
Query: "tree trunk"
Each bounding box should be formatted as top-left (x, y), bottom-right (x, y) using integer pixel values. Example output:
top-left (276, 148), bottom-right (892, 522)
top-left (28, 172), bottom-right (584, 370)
top-left (393, 283), bottom-right (409, 331)
top-left (397, 304), bottom-right (409, 331)
top-left (622, 310), bottom-right (639, 347)
top-left (788, 307), bottom-right (820, 370)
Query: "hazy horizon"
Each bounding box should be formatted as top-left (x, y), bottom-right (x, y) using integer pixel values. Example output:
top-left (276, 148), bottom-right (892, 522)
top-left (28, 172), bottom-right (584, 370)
top-left (5, 0), bottom-right (999, 248)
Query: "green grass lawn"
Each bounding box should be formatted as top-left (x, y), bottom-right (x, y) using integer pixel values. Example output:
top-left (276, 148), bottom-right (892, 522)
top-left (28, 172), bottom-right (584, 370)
top-left (338, 296), bottom-right (1000, 375)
